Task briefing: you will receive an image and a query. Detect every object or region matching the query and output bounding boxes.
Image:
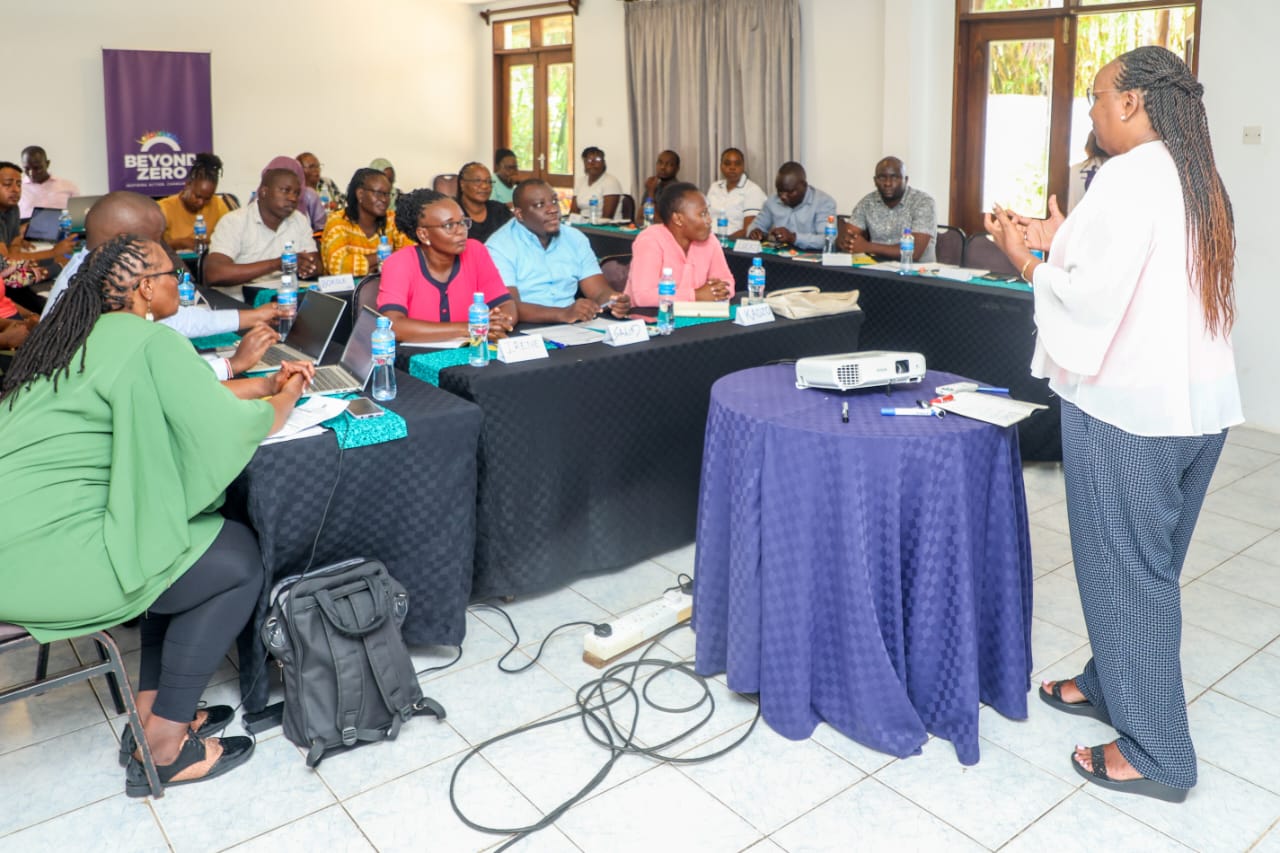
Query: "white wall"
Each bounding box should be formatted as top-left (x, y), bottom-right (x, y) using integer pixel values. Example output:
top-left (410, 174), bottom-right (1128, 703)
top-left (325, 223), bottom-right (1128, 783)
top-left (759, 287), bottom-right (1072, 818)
top-left (1, 0), bottom-right (481, 201)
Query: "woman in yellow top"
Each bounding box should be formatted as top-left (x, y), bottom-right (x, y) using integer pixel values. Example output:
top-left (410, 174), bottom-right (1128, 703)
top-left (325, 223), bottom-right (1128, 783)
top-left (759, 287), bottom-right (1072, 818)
top-left (0, 235), bottom-right (307, 795)
top-left (156, 153), bottom-right (231, 251)
top-left (320, 168), bottom-right (412, 276)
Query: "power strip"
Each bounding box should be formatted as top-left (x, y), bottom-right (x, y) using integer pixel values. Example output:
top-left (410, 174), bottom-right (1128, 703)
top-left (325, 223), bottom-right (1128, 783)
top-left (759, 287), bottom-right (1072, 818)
top-left (583, 589), bottom-right (693, 668)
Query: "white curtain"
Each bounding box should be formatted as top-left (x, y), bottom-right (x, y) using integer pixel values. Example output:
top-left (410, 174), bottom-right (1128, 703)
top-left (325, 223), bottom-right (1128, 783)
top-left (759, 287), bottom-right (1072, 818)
top-left (625, 0), bottom-right (800, 203)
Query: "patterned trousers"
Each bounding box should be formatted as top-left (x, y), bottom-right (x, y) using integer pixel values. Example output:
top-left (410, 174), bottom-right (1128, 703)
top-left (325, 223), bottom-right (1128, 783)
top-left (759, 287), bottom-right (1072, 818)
top-left (1060, 401), bottom-right (1226, 789)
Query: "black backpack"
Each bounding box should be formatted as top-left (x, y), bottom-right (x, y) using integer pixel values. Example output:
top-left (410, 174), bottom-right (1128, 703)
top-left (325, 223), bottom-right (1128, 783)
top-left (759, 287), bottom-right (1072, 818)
top-left (262, 557), bottom-right (445, 767)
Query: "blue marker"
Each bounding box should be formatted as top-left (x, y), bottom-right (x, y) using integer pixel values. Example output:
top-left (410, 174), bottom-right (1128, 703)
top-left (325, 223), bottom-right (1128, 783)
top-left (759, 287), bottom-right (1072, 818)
top-left (881, 407), bottom-right (934, 417)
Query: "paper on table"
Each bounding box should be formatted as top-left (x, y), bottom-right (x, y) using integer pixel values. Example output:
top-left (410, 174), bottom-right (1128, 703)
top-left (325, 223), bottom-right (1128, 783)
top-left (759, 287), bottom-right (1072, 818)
top-left (259, 395), bottom-right (350, 444)
top-left (933, 391), bottom-right (1048, 427)
top-left (535, 324), bottom-right (607, 346)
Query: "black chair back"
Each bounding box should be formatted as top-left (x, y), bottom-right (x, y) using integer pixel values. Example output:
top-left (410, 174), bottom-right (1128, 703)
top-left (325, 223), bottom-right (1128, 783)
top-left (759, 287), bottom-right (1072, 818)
top-left (353, 273), bottom-right (382, 324)
top-left (935, 225), bottom-right (966, 266)
top-left (599, 254), bottom-right (631, 293)
top-left (618, 194), bottom-right (637, 224)
top-left (962, 233), bottom-right (1020, 276)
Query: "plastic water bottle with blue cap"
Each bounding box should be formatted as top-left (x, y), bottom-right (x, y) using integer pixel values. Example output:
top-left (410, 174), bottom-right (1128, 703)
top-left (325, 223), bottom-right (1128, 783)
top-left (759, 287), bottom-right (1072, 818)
top-left (715, 210), bottom-right (729, 245)
top-left (276, 274), bottom-right (297, 340)
top-left (823, 215), bottom-right (837, 254)
top-left (58, 209), bottom-right (72, 241)
top-left (193, 214), bottom-right (208, 257)
top-left (898, 227), bottom-right (915, 275)
top-left (371, 316), bottom-right (397, 401)
top-left (656, 268), bottom-right (676, 336)
top-left (376, 235), bottom-right (392, 269)
top-left (588, 197), bottom-right (600, 225)
top-left (281, 241), bottom-right (297, 280)
top-left (747, 258), bottom-right (766, 304)
top-left (643, 198), bottom-right (655, 228)
top-left (178, 271), bottom-right (196, 307)
top-left (468, 293), bottom-right (490, 367)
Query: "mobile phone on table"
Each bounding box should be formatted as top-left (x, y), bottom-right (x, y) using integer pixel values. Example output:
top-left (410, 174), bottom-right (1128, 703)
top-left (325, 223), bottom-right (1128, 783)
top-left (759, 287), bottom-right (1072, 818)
top-left (346, 397), bottom-right (385, 419)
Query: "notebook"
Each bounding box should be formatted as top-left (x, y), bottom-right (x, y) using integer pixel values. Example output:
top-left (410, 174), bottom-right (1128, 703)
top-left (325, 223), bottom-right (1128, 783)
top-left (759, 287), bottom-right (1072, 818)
top-left (245, 289), bottom-right (345, 373)
top-left (307, 305), bottom-right (380, 395)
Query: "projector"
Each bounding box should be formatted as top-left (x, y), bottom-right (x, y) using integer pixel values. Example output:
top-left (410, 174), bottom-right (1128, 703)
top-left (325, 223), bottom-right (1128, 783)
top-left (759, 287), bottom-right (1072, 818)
top-left (794, 350), bottom-right (926, 391)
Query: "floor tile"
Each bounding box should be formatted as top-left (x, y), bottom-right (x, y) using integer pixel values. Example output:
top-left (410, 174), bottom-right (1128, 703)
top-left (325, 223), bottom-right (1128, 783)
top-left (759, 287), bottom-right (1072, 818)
top-left (1001, 790), bottom-right (1190, 851)
top-left (771, 777), bottom-right (984, 852)
top-left (650, 542), bottom-right (696, 577)
top-left (809, 722), bottom-right (897, 774)
top-left (569, 559), bottom-right (681, 616)
top-left (1226, 426), bottom-right (1280, 456)
top-left (1030, 523), bottom-right (1074, 576)
top-left (470, 588), bottom-right (611, 651)
top-left (977, 690), bottom-right (1117, 784)
top-left (1200, 554), bottom-right (1280, 608)
top-left (1206, 460), bottom-right (1252, 493)
top-left (1187, 690), bottom-right (1280, 795)
top-left (1031, 617), bottom-right (1088, 673)
top-left (1034, 569), bottom-right (1088, 636)
top-left (149, 734), bottom-right (335, 853)
top-left (874, 736), bottom-right (1075, 849)
top-left (742, 839), bottom-right (787, 853)
top-left (1179, 539), bottom-right (1237, 583)
top-left (410, 612), bottom-right (515, 683)
top-left (1226, 462), bottom-right (1280, 503)
top-left (346, 754), bottom-right (542, 853)
top-left (1244, 531), bottom-right (1280, 569)
top-left (480, 826), bottom-right (584, 852)
top-left (1181, 581), bottom-right (1280, 648)
top-left (624, 670), bottom-right (762, 755)
top-left (0, 794), bottom-right (167, 853)
top-left (422, 653), bottom-right (578, 746)
top-left (1083, 760), bottom-right (1280, 853)
top-left (1191, 510), bottom-right (1272, 553)
top-left (1179, 622), bottom-right (1258, 687)
top-left (1215, 650), bottom-right (1280, 716)
top-left (1202, 482), bottom-right (1280, 531)
top-left (1255, 821), bottom-right (1280, 852)
top-left (1216, 441), bottom-right (1280, 473)
top-left (314, 709), bottom-right (470, 800)
top-left (0, 641), bottom-right (107, 756)
top-left (1029, 501), bottom-right (1071, 535)
top-left (1024, 487), bottom-right (1065, 515)
top-left (676, 721), bottom-right (864, 834)
top-left (554, 764), bottom-right (761, 853)
top-left (516, 618), bottom-right (664, 695)
top-left (0, 721), bottom-right (126, 837)
top-left (226, 805), bottom-right (374, 852)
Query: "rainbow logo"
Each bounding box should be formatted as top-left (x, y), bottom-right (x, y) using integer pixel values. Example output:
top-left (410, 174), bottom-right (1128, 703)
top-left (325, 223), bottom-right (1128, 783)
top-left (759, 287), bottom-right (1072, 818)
top-left (137, 130), bottom-right (182, 152)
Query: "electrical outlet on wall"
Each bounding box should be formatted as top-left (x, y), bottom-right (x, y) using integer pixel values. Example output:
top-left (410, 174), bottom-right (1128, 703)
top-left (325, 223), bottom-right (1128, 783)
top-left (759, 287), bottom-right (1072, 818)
top-left (1243, 126), bottom-right (1263, 144)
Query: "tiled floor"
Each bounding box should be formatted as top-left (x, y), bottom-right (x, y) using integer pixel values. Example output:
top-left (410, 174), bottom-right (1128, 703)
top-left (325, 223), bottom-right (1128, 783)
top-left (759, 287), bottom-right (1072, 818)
top-left (3, 426), bottom-right (1280, 852)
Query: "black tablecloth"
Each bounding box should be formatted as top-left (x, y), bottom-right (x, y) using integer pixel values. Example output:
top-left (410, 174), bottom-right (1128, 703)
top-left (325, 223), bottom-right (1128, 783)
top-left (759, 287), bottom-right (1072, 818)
top-left (437, 311), bottom-right (864, 599)
top-left (223, 374), bottom-right (483, 711)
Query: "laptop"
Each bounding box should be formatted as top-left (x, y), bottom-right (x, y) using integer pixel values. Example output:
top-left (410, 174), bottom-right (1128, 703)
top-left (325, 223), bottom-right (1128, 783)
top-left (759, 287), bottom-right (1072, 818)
top-left (66, 195), bottom-right (100, 231)
top-left (23, 207), bottom-right (62, 242)
top-left (245, 289), bottom-right (346, 373)
top-left (307, 306), bottom-right (380, 395)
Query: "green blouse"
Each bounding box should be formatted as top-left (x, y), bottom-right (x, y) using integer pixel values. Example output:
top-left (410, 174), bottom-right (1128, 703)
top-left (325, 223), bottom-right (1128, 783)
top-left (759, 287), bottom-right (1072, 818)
top-left (0, 314), bottom-right (273, 641)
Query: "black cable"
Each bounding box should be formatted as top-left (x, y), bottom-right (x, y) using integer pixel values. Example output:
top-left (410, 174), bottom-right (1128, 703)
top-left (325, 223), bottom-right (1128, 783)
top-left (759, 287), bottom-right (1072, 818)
top-left (663, 573), bottom-right (694, 595)
top-left (449, 617), bottom-right (761, 850)
top-left (414, 645), bottom-right (462, 679)
top-left (469, 602), bottom-right (601, 674)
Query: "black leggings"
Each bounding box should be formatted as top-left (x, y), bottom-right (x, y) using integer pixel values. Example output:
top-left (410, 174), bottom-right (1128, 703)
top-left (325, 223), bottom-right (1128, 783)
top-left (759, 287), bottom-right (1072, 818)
top-left (137, 520), bottom-right (264, 723)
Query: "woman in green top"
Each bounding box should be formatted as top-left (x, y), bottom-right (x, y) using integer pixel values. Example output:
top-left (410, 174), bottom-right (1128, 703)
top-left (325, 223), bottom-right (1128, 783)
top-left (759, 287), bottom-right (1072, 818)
top-left (0, 235), bottom-right (308, 795)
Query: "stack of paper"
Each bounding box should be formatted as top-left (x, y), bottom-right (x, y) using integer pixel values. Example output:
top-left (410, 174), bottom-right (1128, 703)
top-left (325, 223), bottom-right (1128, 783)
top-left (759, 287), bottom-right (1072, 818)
top-left (934, 392), bottom-right (1048, 427)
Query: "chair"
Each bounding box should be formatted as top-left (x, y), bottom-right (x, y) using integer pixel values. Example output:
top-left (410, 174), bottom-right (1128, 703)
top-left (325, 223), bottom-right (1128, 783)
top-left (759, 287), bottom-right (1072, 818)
top-left (220, 193), bottom-right (241, 211)
top-left (0, 623), bottom-right (163, 797)
top-left (961, 232), bottom-right (1020, 276)
top-left (353, 273), bottom-right (382, 324)
top-left (617, 194), bottom-right (636, 224)
top-left (599, 255), bottom-right (631, 293)
top-left (935, 225), bottom-right (966, 266)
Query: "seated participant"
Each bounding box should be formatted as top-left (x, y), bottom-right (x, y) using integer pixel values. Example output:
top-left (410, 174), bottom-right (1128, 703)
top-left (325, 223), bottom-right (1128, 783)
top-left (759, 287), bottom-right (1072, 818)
top-left (157, 153), bottom-right (231, 251)
top-left (370, 158), bottom-right (399, 212)
top-left (838, 156), bottom-right (937, 262)
top-left (0, 261), bottom-right (40, 348)
top-left (706, 147), bottom-right (767, 237)
top-left (377, 188), bottom-right (516, 344)
top-left (0, 160), bottom-right (76, 275)
top-left (491, 148), bottom-right (519, 206)
top-left (485, 179), bottom-right (630, 324)
top-left (747, 162), bottom-right (838, 250)
top-left (625, 183), bottom-right (733, 307)
top-left (641, 149), bottom-right (681, 214)
top-left (456, 162), bottom-right (512, 244)
top-left (321, 168), bottom-right (411, 276)
top-left (1067, 132), bottom-right (1110, 213)
top-left (298, 151), bottom-right (344, 210)
top-left (18, 145), bottom-right (80, 219)
top-left (570, 147), bottom-right (623, 219)
top-left (204, 165), bottom-right (319, 298)
top-left (0, 235), bottom-right (307, 795)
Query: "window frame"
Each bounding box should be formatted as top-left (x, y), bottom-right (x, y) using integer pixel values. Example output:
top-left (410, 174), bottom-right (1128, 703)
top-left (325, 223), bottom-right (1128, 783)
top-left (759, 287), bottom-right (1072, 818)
top-left (492, 13), bottom-right (576, 189)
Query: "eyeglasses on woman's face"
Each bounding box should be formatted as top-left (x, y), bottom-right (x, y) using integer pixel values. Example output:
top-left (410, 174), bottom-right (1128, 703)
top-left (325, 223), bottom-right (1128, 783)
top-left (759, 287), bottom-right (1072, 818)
top-left (1085, 87), bottom-right (1117, 106)
top-left (424, 218), bottom-right (473, 234)
top-left (360, 186), bottom-right (391, 199)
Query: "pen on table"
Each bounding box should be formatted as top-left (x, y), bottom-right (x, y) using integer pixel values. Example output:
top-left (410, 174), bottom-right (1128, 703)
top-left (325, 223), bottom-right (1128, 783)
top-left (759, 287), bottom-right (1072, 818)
top-left (977, 386), bottom-right (1010, 395)
top-left (881, 407), bottom-right (935, 417)
top-left (841, 401), bottom-right (848, 423)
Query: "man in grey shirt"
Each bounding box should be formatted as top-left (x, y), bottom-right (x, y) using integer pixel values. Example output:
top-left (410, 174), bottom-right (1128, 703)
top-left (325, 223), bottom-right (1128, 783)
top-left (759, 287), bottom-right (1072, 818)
top-left (747, 162), bottom-right (838, 250)
top-left (840, 156), bottom-right (937, 263)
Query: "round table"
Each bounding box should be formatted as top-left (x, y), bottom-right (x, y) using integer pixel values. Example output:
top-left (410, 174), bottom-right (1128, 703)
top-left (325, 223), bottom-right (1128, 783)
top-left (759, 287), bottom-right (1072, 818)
top-left (692, 365), bottom-right (1034, 764)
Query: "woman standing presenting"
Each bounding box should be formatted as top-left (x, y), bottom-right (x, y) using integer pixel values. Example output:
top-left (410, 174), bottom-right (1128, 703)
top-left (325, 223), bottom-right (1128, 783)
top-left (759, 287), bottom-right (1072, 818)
top-left (986, 46), bottom-right (1241, 802)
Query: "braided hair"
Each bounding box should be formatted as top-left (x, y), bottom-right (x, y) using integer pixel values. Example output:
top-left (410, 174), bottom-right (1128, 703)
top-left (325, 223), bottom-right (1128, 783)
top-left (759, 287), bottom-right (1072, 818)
top-left (344, 167), bottom-right (391, 233)
top-left (188, 152), bottom-right (223, 185)
top-left (1115, 46), bottom-right (1235, 336)
top-left (1, 235), bottom-right (150, 406)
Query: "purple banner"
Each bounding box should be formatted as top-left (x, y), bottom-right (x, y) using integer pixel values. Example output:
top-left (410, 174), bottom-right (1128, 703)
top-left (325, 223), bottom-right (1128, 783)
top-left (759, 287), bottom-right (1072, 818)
top-left (103, 49), bottom-right (213, 195)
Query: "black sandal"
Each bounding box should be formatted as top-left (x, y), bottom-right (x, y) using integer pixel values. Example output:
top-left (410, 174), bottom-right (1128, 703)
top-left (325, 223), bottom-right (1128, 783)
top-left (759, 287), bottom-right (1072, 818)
top-left (1038, 679), bottom-right (1112, 725)
top-left (118, 704), bottom-right (235, 767)
top-left (1071, 743), bottom-right (1189, 803)
top-left (125, 731), bottom-right (254, 798)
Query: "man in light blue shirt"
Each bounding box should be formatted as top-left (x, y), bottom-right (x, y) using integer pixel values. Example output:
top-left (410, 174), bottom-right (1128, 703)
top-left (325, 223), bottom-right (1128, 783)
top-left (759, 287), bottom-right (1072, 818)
top-left (746, 162), bottom-right (838, 250)
top-left (486, 179), bottom-right (631, 324)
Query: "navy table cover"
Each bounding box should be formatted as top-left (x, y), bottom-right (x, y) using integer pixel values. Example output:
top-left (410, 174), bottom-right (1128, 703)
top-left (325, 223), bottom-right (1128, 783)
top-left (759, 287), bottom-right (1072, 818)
top-left (693, 365), bottom-right (1034, 764)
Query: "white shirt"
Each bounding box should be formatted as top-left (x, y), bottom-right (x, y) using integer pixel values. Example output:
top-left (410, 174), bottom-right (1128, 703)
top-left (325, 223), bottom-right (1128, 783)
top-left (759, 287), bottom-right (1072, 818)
top-left (19, 175), bottom-right (80, 219)
top-left (573, 171), bottom-right (624, 215)
top-left (706, 175), bottom-right (767, 234)
top-left (208, 202), bottom-right (318, 300)
top-left (1030, 141), bottom-right (1242, 436)
top-left (42, 249), bottom-right (240, 338)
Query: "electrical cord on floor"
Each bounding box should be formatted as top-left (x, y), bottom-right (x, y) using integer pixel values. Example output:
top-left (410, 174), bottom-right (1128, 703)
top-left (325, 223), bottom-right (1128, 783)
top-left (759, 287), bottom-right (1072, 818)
top-left (414, 645), bottom-right (462, 679)
top-left (663, 573), bottom-right (694, 595)
top-left (448, 615), bottom-right (761, 851)
top-left (468, 602), bottom-right (604, 674)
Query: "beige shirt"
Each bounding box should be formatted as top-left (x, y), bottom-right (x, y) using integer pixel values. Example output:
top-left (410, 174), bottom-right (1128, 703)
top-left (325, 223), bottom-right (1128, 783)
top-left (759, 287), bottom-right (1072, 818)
top-left (208, 202), bottom-right (317, 299)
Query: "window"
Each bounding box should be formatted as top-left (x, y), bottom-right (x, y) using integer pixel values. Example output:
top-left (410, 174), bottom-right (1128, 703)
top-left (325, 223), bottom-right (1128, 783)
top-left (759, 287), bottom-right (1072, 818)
top-left (950, 0), bottom-right (1199, 234)
top-left (493, 13), bottom-right (575, 189)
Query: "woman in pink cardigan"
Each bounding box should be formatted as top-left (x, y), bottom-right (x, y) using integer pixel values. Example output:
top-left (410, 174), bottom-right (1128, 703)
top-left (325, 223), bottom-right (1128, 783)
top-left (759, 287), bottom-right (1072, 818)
top-left (625, 182), bottom-right (733, 307)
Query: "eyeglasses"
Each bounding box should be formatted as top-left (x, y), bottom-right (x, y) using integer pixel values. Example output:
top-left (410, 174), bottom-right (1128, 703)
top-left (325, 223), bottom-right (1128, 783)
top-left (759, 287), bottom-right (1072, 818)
top-left (424, 218), bottom-right (473, 234)
top-left (360, 187), bottom-right (391, 199)
top-left (461, 178), bottom-right (493, 186)
top-left (1086, 88), bottom-right (1117, 105)
top-left (122, 268), bottom-right (180, 289)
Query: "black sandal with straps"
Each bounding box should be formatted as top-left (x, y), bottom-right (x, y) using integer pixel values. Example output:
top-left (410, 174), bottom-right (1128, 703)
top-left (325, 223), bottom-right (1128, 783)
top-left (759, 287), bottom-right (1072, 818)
top-left (125, 731), bottom-right (255, 798)
top-left (1071, 743), bottom-right (1189, 803)
top-left (1038, 679), bottom-right (1113, 725)
top-left (118, 704), bottom-right (235, 767)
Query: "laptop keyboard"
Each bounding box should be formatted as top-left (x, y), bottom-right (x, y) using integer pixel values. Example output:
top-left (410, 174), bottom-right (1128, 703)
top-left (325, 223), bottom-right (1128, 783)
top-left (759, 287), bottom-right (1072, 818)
top-left (309, 368), bottom-right (356, 393)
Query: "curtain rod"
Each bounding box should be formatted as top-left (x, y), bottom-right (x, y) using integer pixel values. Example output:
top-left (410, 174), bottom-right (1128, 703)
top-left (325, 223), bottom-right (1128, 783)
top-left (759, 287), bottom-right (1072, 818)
top-left (480, 0), bottom-right (579, 24)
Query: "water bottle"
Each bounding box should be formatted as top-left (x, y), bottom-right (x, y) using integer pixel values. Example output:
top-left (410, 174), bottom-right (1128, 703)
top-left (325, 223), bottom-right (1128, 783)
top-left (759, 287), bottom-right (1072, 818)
top-left (319, 186), bottom-right (331, 208)
top-left (468, 292), bottom-right (490, 367)
top-left (371, 316), bottom-right (398, 401)
top-left (281, 240), bottom-right (297, 280)
top-left (746, 258), bottom-right (766, 305)
top-left (589, 197), bottom-right (600, 225)
top-left (643, 198), bottom-right (655, 228)
top-left (898, 227), bottom-right (915, 275)
top-left (57, 209), bottom-right (72, 241)
top-left (656, 268), bottom-right (676, 336)
top-left (715, 210), bottom-right (729, 245)
top-left (276, 274), bottom-right (297, 340)
top-left (193, 214), bottom-right (208, 256)
top-left (823, 215), bottom-right (838, 254)
top-left (376, 235), bottom-right (392, 268)
top-left (178, 270), bottom-right (196, 307)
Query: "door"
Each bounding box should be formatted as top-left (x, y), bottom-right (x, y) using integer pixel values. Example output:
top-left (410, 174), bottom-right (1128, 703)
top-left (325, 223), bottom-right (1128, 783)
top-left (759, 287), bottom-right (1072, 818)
top-left (494, 15), bottom-right (575, 191)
